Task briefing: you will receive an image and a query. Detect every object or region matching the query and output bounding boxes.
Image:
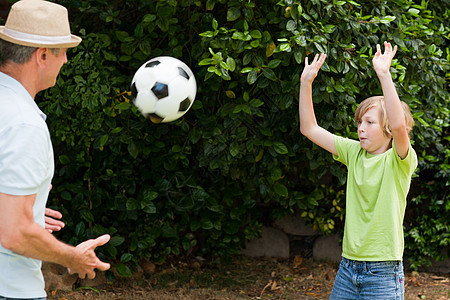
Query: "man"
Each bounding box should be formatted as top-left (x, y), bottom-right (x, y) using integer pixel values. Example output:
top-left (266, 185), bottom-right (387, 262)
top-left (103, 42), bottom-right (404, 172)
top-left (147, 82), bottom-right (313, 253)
top-left (0, 1), bottom-right (110, 299)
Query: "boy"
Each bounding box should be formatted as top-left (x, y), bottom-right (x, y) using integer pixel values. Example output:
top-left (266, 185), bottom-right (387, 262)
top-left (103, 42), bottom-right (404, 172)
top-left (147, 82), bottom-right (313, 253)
top-left (299, 41), bottom-right (417, 299)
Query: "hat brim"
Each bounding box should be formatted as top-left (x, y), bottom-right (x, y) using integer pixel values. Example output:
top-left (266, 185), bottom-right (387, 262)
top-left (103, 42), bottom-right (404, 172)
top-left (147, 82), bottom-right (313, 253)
top-left (0, 26), bottom-right (82, 48)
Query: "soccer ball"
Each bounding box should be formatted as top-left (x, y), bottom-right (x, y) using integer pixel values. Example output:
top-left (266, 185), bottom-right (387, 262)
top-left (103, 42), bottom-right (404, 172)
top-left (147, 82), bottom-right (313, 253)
top-left (131, 56), bottom-right (197, 123)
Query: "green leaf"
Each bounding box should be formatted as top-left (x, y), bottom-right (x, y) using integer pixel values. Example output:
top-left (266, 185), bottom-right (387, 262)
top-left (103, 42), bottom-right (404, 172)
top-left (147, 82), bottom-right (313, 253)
top-left (227, 7), bottom-right (241, 22)
top-left (274, 183), bottom-right (288, 197)
top-left (250, 30), bottom-right (262, 39)
top-left (116, 263), bottom-right (132, 277)
top-left (334, 84), bottom-right (345, 92)
top-left (267, 59), bottom-right (281, 69)
top-left (75, 286), bottom-right (99, 293)
top-left (286, 20), bottom-right (297, 32)
top-left (128, 142), bottom-right (139, 159)
top-left (201, 219), bottom-right (214, 230)
top-left (323, 25), bottom-right (336, 33)
top-left (224, 222), bottom-right (240, 234)
top-left (97, 134), bottom-right (109, 148)
top-left (116, 102), bottom-right (131, 110)
top-left (273, 142), bottom-right (288, 154)
top-left (262, 68), bottom-right (277, 81)
top-left (250, 99), bottom-right (264, 107)
top-left (143, 189), bottom-right (158, 202)
top-left (241, 67), bottom-right (253, 73)
top-left (61, 191), bottom-right (71, 200)
top-left (106, 244), bottom-right (117, 258)
top-left (314, 42), bottom-right (326, 53)
top-left (81, 210), bottom-right (94, 223)
top-left (230, 143), bottom-right (240, 157)
top-left (126, 198), bottom-right (139, 210)
top-left (226, 57), bottom-right (236, 72)
top-left (247, 70), bottom-right (258, 84)
top-left (408, 8), bottom-right (420, 16)
top-left (233, 104), bottom-right (243, 114)
top-left (162, 226), bottom-right (177, 238)
top-left (279, 43), bottom-right (291, 52)
top-left (143, 14), bottom-right (156, 22)
top-left (380, 16), bottom-right (396, 23)
top-left (190, 221), bottom-right (201, 231)
top-left (58, 155), bottom-right (70, 164)
top-left (110, 236), bottom-right (125, 247)
top-left (75, 221), bottom-right (85, 236)
top-left (142, 202), bottom-right (157, 214)
top-left (120, 253), bottom-right (133, 263)
top-left (115, 31), bottom-right (130, 42)
top-left (199, 30), bottom-right (214, 38)
top-left (199, 58), bottom-right (216, 66)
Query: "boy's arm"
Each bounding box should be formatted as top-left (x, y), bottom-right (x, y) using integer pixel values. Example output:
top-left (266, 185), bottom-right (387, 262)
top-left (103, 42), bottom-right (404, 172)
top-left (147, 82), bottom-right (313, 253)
top-left (299, 53), bottom-right (337, 156)
top-left (373, 42), bottom-right (410, 159)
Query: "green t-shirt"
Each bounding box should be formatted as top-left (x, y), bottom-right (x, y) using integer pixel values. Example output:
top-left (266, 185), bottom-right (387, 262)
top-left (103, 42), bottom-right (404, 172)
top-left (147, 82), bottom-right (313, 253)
top-left (333, 135), bottom-right (418, 261)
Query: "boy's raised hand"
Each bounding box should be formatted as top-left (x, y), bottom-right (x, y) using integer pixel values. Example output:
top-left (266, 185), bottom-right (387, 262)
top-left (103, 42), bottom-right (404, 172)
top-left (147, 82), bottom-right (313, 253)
top-left (301, 53), bottom-right (327, 84)
top-left (373, 41), bottom-right (397, 76)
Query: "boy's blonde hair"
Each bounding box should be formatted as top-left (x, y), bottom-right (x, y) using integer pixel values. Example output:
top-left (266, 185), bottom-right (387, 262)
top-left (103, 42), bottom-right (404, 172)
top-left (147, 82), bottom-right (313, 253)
top-left (354, 96), bottom-right (415, 138)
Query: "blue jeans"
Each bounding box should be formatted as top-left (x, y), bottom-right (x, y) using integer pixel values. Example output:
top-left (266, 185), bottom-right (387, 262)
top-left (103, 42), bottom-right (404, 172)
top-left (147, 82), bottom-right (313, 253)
top-left (330, 257), bottom-right (405, 300)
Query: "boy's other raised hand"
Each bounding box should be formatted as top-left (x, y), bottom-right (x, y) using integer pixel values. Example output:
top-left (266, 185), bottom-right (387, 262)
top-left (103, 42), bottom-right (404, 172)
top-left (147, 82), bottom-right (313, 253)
top-left (301, 53), bottom-right (327, 84)
top-left (373, 41), bottom-right (397, 76)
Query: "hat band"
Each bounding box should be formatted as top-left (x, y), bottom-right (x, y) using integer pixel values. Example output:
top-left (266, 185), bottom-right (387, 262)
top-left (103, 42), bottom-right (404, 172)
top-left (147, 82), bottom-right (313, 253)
top-left (3, 27), bottom-right (72, 45)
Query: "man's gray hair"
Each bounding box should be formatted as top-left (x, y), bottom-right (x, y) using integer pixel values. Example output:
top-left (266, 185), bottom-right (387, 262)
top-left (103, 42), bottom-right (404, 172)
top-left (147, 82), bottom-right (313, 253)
top-left (0, 40), bottom-right (61, 65)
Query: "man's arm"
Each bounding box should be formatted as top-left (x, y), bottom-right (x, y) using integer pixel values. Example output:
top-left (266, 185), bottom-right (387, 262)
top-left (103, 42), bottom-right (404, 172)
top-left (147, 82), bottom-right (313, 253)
top-left (0, 192), bottom-right (110, 279)
top-left (299, 53), bottom-right (337, 156)
top-left (373, 42), bottom-right (410, 159)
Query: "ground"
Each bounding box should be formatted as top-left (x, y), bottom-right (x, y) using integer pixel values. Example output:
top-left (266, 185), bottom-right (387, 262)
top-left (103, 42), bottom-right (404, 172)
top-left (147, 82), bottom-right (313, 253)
top-left (49, 256), bottom-right (449, 300)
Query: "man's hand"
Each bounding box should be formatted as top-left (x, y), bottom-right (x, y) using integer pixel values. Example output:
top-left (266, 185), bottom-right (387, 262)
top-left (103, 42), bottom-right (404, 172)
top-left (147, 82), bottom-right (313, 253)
top-left (300, 53), bottom-right (327, 84)
top-left (67, 234), bottom-right (111, 279)
top-left (45, 208), bottom-right (65, 233)
top-left (373, 41), bottom-right (397, 76)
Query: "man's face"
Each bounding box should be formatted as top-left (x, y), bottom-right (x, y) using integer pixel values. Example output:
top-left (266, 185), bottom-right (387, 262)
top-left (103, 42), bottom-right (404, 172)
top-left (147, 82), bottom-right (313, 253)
top-left (44, 48), bottom-right (67, 88)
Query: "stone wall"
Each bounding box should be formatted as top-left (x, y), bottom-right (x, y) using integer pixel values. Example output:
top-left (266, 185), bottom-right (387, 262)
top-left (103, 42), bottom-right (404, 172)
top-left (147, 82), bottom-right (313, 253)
top-left (241, 213), bottom-right (450, 274)
top-left (242, 213), bottom-right (342, 265)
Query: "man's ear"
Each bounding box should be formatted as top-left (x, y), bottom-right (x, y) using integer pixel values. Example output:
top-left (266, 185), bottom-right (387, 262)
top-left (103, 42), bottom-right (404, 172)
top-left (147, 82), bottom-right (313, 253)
top-left (35, 48), bottom-right (48, 68)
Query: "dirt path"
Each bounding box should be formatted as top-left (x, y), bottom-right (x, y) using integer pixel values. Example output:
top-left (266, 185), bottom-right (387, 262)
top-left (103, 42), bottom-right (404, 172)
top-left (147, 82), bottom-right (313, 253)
top-left (49, 257), bottom-right (449, 300)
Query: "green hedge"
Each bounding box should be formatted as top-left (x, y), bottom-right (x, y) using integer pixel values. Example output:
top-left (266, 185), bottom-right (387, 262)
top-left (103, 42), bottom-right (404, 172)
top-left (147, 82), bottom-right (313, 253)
top-left (35, 0), bottom-right (448, 275)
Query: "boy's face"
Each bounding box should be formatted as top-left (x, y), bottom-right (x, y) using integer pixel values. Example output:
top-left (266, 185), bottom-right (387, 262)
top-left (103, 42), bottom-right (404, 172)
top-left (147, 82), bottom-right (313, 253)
top-left (357, 106), bottom-right (392, 155)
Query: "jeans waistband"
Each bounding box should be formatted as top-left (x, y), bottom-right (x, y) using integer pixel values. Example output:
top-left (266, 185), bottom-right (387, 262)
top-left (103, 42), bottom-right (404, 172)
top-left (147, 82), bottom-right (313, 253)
top-left (342, 257), bottom-right (402, 268)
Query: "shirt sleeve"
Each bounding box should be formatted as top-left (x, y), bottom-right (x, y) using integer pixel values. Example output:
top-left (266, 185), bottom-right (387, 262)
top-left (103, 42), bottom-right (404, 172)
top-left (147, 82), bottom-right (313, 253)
top-left (333, 135), bottom-right (360, 166)
top-left (0, 123), bottom-right (50, 196)
top-left (392, 141), bottom-right (418, 177)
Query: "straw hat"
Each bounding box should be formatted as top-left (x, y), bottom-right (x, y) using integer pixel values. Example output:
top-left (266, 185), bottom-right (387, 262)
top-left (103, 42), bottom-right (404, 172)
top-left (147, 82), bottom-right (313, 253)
top-left (0, 0), bottom-right (81, 48)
